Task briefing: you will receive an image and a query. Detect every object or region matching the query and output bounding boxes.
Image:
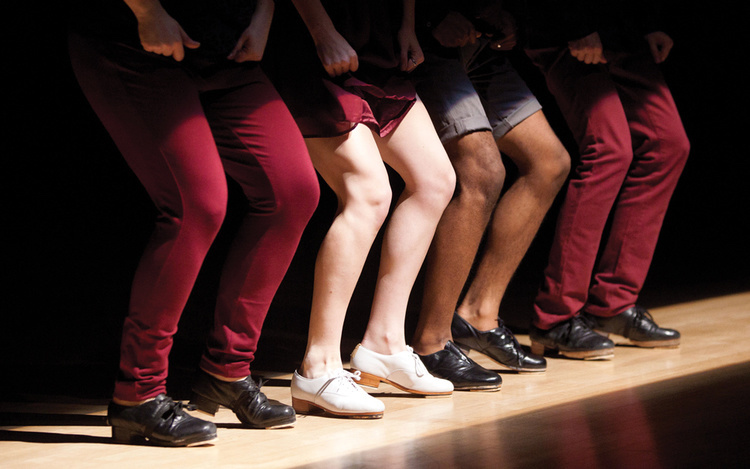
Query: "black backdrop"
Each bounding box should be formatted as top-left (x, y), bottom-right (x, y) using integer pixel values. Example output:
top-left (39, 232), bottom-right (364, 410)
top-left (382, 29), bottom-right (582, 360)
top-left (3, 2), bottom-right (748, 400)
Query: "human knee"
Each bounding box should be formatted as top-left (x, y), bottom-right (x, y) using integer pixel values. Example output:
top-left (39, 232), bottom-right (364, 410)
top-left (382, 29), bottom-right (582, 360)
top-left (662, 127), bottom-right (691, 168)
top-left (537, 142), bottom-right (571, 191)
top-left (458, 156), bottom-right (505, 212)
top-left (274, 171), bottom-right (321, 228)
top-left (347, 179), bottom-right (393, 229)
top-left (458, 132), bottom-right (505, 198)
top-left (179, 187), bottom-right (228, 239)
top-left (416, 158), bottom-right (456, 211)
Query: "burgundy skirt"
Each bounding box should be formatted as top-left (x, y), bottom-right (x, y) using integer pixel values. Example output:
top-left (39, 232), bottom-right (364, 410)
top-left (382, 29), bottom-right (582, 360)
top-left (264, 0), bottom-right (415, 138)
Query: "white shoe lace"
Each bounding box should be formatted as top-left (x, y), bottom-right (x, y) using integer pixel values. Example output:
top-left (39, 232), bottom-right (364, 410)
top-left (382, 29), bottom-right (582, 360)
top-left (405, 346), bottom-right (426, 378)
top-left (318, 369), bottom-right (364, 397)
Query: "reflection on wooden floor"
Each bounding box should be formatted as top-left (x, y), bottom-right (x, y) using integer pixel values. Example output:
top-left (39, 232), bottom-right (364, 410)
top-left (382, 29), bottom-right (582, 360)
top-left (2, 292), bottom-right (749, 468)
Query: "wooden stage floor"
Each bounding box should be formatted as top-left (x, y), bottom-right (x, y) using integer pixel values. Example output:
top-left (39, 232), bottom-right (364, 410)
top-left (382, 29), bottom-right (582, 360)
top-left (2, 292), bottom-right (749, 468)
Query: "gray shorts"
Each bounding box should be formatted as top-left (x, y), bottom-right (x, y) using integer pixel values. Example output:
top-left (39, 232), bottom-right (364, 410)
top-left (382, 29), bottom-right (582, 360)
top-left (413, 40), bottom-right (542, 143)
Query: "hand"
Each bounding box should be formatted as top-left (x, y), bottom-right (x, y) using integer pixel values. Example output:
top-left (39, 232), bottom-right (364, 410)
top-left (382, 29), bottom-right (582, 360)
top-left (432, 11), bottom-right (481, 48)
top-left (478, 3), bottom-right (518, 50)
top-left (568, 32), bottom-right (607, 64)
top-left (645, 31), bottom-right (673, 63)
top-left (398, 26), bottom-right (424, 72)
top-left (489, 32), bottom-right (517, 51)
top-left (313, 28), bottom-right (359, 77)
top-left (132, 4), bottom-right (200, 61)
top-left (228, 0), bottom-right (274, 62)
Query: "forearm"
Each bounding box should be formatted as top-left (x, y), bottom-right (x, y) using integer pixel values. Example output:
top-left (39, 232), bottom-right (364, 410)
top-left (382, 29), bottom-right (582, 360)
top-left (291, 0), bottom-right (336, 43)
top-left (122, 0), bottom-right (164, 20)
top-left (402, 0), bottom-right (416, 33)
top-left (249, 0), bottom-right (275, 38)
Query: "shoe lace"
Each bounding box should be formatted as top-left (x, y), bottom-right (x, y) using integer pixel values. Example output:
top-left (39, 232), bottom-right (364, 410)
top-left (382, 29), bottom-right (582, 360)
top-left (158, 397), bottom-right (195, 420)
top-left (632, 305), bottom-right (654, 322)
top-left (406, 346), bottom-right (426, 377)
top-left (321, 369), bottom-right (364, 395)
top-left (496, 319), bottom-right (523, 350)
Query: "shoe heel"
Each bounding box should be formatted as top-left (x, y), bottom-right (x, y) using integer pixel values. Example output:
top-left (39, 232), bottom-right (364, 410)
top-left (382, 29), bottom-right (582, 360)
top-left (530, 342), bottom-right (546, 356)
top-left (112, 426), bottom-right (147, 444)
top-left (190, 394), bottom-right (220, 416)
top-left (354, 371), bottom-right (381, 389)
top-left (456, 343), bottom-right (472, 355)
top-left (292, 397), bottom-right (322, 415)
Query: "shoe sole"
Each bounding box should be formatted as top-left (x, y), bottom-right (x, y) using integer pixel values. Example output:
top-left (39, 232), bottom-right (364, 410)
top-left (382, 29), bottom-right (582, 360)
top-left (111, 426), bottom-right (218, 447)
top-left (291, 397), bottom-right (384, 419)
top-left (353, 370), bottom-right (453, 396)
top-left (456, 345), bottom-right (547, 373)
top-left (531, 342), bottom-right (614, 360)
top-left (453, 383), bottom-right (502, 392)
top-left (594, 331), bottom-right (681, 348)
top-left (191, 394), bottom-right (296, 429)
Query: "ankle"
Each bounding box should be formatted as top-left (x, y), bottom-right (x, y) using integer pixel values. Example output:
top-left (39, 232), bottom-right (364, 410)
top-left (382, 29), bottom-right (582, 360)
top-left (456, 307), bottom-right (499, 332)
top-left (112, 396), bottom-right (151, 407)
top-left (202, 369), bottom-right (246, 382)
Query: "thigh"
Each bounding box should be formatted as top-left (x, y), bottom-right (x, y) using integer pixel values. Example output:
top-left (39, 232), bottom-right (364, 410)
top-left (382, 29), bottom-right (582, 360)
top-left (375, 100), bottom-right (454, 189)
top-left (203, 67), bottom-right (317, 207)
top-left (527, 47), bottom-right (631, 156)
top-left (305, 125), bottom-right (391, 205)
top-left (467, 52), bottom-right (543, 140)
top-left (411, 51), bottom-right (492, 144)
top-left (68, 33), bottom-right (227, 210)
top-left (608, 50), bottom-right (689, 154)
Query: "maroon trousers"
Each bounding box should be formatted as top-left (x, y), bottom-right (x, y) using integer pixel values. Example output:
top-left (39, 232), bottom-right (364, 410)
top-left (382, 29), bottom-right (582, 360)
top-left (526, 46), bottom-right (690, 329)
top-left (69, 33), bottom-right (320, 401)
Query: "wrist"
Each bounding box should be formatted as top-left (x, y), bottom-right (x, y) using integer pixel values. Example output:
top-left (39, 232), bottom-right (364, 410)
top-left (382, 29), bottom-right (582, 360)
top-left (123, 0), bottom-right (164, 20)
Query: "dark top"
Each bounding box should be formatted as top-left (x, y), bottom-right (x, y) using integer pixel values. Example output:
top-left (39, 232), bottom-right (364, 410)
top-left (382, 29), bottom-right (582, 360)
top-left (68, 0), bottom-right (256, 58)
top-left (509, 0), bottom-right (664, 50)
top-left (264, 0), bottom-right (417, 138)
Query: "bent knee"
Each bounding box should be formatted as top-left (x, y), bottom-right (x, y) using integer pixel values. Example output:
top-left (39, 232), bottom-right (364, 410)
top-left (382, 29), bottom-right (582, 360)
top-left (421, 162), bottom-right (457, 209)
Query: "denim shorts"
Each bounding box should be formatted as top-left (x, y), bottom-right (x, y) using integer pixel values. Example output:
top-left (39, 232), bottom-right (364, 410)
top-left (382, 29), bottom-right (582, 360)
top-left (413, 40), bottom-right (542, 142)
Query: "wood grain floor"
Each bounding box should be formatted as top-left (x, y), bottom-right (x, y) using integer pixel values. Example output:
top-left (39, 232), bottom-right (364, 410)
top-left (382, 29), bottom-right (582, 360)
top-left (2, 292), bottom-right (749, 468)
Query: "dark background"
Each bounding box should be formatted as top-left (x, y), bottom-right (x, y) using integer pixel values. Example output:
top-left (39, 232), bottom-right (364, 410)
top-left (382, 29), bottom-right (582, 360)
top-left (3, 2), bottom-right (748, 401)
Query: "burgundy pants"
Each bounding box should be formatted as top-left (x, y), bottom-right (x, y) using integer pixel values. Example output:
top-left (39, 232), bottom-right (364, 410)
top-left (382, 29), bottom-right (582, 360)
top-left (69, 33), bottom-right (320, 401)
top-left (526, 46), bottom-right (689, 329)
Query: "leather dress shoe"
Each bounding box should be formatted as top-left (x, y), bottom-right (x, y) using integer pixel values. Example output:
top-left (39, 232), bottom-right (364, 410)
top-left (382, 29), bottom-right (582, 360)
top-left (291, 369), bottom-right (385, 418)
top-left (107, 394), bottom-right (217, 447)
top-left (583, 306), bottom-right (681, 347)
top-left (530, 316), bottom-right (615, 360)
top-left (190, 370), bottom-right (296, 428)
top-left (452, 313), bottom-right (546, 372)
top-left (350, 344), bottom-right (453, 395)
top-left (417, 341), bottom-right (501, 391)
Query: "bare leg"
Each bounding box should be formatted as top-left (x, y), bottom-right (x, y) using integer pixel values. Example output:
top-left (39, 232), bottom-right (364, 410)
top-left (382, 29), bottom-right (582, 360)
top-left (299, 126), bottom-right (392, 379)
top-left (457, 111), bottom-right (570, 330)
top-left (411, 130), bottom-right (505, 355)
top-left (360, 101), bottom-right (456, 355)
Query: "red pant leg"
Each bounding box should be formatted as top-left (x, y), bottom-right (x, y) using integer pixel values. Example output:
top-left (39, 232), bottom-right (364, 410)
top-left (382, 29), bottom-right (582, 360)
top-left (528, 47), bottom-right (634, 328)
top-left (69, 34), bottom-right (229, 401)
top-left (197, 73), bottom-right (320, 378)
top-left (586, 51), bottom-right (689, 317)
top-left (527, 47), bottom-right (688, 328)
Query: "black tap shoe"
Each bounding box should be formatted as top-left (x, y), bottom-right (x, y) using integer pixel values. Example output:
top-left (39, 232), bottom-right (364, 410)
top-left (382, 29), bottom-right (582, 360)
top-left (530, 315), bottom-right (615, 360)
top-left (107, 394), bottom-right (217, 447)
top-left (418, 341), bottom-right (502, 391)
top-left (452, 313), bottom-right (547, 372)
top-left (191, 370), bottom-right (296, 429)
top-left (583, 306), bottom-right (680, 348)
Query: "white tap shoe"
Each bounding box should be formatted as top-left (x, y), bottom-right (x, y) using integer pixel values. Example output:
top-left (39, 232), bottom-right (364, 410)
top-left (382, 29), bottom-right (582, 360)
top-left (350, 344), bottom-right (454, 396)
top-left (291, 368), bottom-right (385, 418)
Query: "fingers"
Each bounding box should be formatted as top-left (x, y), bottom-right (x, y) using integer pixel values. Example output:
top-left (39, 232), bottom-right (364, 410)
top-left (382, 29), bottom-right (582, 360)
top-left (400, 48), bottom-right (423, 72)
top-left (646, 32), bottom-right (673, 63)
top-left (181, 28), bottom-right (201, 50)
top-left (568, 33), bottom-right (607, 64)
top-left (324, 55), bottom-right (358, 77)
